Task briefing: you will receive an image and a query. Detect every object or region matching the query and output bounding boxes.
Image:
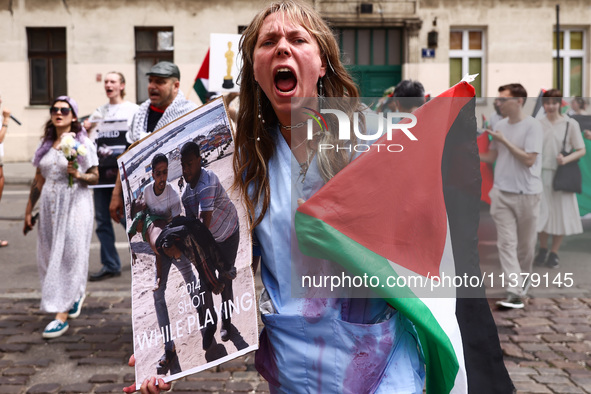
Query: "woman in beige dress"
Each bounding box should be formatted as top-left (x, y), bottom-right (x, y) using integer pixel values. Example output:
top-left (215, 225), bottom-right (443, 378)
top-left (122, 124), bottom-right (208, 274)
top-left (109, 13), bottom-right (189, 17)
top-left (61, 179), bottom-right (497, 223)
top-left (535, 89), bottom-right (586, 268)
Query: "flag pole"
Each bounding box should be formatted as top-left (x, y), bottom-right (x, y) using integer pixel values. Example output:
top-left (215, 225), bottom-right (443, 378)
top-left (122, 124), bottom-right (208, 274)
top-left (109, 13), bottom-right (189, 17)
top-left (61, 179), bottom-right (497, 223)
top-left (556, 4), bottom-right (560, 92)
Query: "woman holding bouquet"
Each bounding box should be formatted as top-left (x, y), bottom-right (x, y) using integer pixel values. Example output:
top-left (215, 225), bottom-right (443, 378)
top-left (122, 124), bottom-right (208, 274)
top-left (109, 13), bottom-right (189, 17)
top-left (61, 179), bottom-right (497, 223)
top-left (23, 96), bottom-right (99, 339)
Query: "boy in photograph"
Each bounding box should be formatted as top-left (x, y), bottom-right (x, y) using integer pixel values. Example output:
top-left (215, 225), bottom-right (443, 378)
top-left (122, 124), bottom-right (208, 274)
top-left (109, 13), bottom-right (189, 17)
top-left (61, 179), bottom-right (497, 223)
top-left (180, 141), bottom-right (239, 341)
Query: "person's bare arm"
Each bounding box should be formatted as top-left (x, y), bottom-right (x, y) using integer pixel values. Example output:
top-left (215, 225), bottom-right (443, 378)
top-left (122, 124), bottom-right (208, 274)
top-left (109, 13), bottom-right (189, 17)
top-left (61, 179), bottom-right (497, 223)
top-left (489, 129), bottom-right (538, 167)
top-left (0, 108), bottom-right (10, 144)
top-left (23, 168), bottom-right (45, 235)
top-left (200, 210), bottom-right (213, 229)
top-left (557, 147), bottom-right (586, 165)
top-left (110, 173), bottom-right (124, 223)
top-left (479, 149), bottom-right (498, 164)
top-left (67, 163), bottom-right (99, 185)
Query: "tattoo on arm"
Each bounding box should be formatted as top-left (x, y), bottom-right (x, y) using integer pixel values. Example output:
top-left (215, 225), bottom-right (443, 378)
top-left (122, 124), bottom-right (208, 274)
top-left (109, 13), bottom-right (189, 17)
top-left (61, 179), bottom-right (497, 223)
top-left (83, 166), bottom-right (99, 185)
top-left (30, 186), bottom-right (41, 208)
top-left (29, 170), bottom-right (42, 208)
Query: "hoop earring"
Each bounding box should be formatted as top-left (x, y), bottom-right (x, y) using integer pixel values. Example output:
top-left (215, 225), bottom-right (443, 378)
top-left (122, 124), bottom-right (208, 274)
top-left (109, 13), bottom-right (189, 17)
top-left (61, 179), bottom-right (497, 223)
top-left (318, 77), bottom-right (325, 111)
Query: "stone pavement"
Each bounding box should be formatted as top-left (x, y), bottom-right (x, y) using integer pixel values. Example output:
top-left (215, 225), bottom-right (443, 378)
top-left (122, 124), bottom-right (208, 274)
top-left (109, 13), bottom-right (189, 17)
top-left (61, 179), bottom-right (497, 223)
top-left (2, 293), bottom-right (591, 394)
top-left (492, 297), bottom-right (591, 394)
top-left (0, 293), bottom-right (268, 394)
top-left (1, 162), bottom-right (591, 393)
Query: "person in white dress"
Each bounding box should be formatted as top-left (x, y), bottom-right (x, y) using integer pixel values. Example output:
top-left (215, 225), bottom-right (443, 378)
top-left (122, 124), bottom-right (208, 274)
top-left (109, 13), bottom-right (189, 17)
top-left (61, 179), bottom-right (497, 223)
top-left (23, 96), bottom-right (99, 339)
top-left (84, 72), bottom-right (139, 281)
top-left (535, 89), bottom-right (586, 268)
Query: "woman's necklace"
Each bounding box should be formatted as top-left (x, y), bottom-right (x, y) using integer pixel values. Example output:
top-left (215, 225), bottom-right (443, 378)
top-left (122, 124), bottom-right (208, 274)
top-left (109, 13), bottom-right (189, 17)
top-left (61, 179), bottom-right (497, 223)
top-left (292, 137), bottom-right (308, 150)
top-left (280, 121), bottom-right (306, 130)
top-left (281, 121), bottom-right (321, 183)
top-left (297, 145), bottom-right (315, 183)
top-left (299, 159), bottom-right (310, 181)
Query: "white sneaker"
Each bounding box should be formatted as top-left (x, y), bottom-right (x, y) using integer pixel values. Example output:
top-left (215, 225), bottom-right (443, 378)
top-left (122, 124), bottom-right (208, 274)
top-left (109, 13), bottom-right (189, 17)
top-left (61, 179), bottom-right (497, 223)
top-left (496, 294), bottom-right (524, 309)
top-left (42, 319), bottom-right (69, 339)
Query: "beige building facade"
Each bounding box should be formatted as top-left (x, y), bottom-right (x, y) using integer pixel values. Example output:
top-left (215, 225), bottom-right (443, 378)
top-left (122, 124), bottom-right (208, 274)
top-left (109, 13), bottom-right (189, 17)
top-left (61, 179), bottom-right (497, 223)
top-left (1, 0), bottom-right (589, 161)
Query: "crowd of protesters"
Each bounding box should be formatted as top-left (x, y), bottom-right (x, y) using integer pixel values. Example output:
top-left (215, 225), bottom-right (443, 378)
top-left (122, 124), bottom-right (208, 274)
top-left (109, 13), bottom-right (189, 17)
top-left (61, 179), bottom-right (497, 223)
top-left (0, 2), bottom-right (590, 392)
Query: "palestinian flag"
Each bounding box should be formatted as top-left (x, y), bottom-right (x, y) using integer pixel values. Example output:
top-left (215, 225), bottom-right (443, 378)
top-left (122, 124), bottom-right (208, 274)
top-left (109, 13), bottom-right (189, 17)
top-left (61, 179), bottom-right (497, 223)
top-left (295, 82), bottom-right (513, 393)
top-left (477, 131), bottom-right (494, 205)
top-left (193, 49), bottom-right (210, 104)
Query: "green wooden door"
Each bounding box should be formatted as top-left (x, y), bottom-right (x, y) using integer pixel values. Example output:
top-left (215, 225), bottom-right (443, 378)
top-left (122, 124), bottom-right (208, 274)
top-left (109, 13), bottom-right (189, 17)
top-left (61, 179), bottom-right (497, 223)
top-left (347, 65), bottom-right (402, 98)
top-left (336, 27), bottom-right (403, 102)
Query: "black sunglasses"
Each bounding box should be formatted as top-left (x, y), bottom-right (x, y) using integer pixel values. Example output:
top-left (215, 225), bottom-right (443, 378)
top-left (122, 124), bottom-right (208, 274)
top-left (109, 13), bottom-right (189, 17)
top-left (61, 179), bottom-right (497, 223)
top-left (50, 107), bottom-right (72, 115)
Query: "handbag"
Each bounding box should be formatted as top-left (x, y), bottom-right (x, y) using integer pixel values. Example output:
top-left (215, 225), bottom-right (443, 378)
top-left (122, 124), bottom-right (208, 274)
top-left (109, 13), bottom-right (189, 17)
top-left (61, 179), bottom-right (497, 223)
top-left (552, 122), bottom-right (582, 193)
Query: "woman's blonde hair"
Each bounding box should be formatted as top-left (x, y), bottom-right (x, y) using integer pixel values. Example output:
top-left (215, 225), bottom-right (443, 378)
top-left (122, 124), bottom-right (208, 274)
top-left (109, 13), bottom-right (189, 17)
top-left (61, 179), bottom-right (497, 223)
top-left (106, 71), bottom-right (127, 99)
top-left (233, 0), bottom-right (361, 229)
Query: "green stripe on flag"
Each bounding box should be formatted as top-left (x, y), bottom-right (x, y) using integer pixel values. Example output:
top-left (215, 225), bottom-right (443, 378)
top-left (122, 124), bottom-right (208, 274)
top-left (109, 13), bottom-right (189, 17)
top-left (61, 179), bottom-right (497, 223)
top-left (295, 210), bottom-right (460, 394)
top-left (193, 79), bottom-right (208, 104)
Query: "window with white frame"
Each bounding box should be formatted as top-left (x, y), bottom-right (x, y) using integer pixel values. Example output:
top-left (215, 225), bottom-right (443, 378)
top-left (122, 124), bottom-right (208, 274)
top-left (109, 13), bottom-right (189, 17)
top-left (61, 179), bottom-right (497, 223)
top-left (449, 29), bottom-right (484, 97)
top-left (553, 29), bottom-right (586, 97)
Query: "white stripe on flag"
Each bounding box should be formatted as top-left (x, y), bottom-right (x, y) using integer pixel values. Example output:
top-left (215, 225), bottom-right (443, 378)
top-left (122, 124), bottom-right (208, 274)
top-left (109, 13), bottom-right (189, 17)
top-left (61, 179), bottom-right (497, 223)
top-left (388, 218), bottom-right (468, 393)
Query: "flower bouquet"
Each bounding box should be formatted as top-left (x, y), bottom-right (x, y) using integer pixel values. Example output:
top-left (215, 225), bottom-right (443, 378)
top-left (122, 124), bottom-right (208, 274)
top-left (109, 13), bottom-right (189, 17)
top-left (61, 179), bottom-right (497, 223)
top-left (59, 134), bottom-right (87, 187)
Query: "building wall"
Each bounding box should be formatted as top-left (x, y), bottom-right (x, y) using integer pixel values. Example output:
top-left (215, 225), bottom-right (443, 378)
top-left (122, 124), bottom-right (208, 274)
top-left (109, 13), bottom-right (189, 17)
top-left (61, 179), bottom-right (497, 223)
top-left (0, 0), bottom-right (260, 161)
top-left (1, 0), bottom-right (590, 161)
top-left (414, 0), bottom-right (591, 97)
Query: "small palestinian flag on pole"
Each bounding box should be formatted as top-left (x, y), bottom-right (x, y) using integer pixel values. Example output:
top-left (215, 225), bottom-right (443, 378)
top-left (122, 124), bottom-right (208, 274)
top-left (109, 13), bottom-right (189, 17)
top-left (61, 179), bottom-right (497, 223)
top-left (477, 131), bottom-right (494, 205)
top-left (295, 82), bottom-right (513, 393)
top-left (193, 49), bottom-right (210, 104)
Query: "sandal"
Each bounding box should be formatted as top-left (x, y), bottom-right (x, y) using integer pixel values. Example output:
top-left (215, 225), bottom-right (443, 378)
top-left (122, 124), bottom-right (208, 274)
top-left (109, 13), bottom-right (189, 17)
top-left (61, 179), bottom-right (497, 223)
top-left (0, 240), bottom-right (8, 248)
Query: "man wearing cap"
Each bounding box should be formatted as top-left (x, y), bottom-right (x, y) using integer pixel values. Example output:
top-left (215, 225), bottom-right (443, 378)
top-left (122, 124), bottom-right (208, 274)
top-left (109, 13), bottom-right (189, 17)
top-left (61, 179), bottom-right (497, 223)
top-left (110, 61), bottom-right (197, 223)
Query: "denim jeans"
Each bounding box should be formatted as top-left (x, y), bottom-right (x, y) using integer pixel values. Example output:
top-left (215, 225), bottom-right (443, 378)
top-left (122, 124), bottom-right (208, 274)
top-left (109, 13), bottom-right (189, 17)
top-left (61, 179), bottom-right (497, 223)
top-left (94, 187), bottom-right (122, 273)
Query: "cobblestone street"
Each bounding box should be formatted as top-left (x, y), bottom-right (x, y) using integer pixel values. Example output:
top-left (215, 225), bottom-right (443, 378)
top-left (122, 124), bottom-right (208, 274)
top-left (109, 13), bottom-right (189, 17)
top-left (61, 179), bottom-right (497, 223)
top-left (1, 164), bottom-right (590, 393)
top-left (0, 293), bottom-right (268, 394)
top-left (493, 298), bottom-right (591, 394)
top-left (1, 293), bottom-right (591, 393)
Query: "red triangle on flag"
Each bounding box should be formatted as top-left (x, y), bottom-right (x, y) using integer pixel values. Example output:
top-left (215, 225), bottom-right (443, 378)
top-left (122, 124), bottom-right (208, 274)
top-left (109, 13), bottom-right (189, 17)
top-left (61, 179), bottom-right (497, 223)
top-left (298, 83), bottom-right (475, 278)
top-left (196, 49), bottom-right (210, 81)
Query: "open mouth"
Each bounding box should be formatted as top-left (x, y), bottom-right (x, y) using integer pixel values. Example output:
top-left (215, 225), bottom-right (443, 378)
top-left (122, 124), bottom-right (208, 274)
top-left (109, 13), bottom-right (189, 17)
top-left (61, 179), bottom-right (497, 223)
top-left (274, 68), bottom-right (297, 93)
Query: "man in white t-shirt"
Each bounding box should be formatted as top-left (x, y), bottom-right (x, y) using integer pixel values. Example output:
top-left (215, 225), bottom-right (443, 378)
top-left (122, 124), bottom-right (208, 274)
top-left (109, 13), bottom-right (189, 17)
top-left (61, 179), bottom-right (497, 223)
top-left (87, 72), bottom-right (139, 281)
top-left (144, 154), bottom-right (182, 221)
top-left (480, 83), bottom-right (543, 310)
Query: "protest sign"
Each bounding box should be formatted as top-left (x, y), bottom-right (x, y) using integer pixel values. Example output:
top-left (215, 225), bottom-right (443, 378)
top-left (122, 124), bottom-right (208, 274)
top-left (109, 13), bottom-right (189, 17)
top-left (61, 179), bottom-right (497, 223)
top-left (92, 119), bottom-right (129, 187)
top-left (117, 98), bottom-right (258, 388)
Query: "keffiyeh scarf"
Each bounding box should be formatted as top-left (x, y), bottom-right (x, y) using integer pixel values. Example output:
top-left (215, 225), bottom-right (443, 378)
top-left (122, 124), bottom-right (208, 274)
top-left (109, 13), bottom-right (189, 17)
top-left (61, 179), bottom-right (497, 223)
top-left (127, 90), bottom-right (197, 143)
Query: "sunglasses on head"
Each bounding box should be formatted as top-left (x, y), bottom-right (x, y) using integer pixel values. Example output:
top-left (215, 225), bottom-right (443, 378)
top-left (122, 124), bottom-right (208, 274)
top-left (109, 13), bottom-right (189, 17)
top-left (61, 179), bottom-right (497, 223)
top-left (50, 107), bottom-right (72, 115)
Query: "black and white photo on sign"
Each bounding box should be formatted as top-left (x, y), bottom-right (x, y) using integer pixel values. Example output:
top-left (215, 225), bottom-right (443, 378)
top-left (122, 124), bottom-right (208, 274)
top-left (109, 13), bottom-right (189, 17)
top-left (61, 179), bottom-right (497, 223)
top-left (92, 119), bottom-right (129, 187)
top-left (116, 98), bottom-right (257, 390)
